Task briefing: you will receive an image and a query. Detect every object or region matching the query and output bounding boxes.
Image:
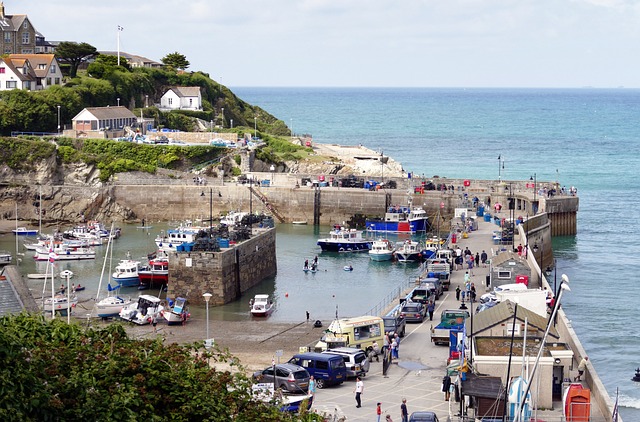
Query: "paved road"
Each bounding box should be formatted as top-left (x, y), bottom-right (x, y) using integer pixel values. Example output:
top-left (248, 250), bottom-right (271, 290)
top-left (311, 213), bottom-right (497, 421)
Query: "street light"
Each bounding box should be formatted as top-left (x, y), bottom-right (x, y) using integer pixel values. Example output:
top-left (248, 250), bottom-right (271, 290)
top-left (145, 95), bottom-right (149, 108)
top-left (270, 164), bottom-right (275, 186)
top-left (498, 155), bottom-right (502, 181)
top-left (201, 188), bottom-right (213, 231)
top-left (117, 98), bottom-right (120, 107)
top-left (254, 116), bottom-right (257, 139)
top-left (533, 243), bottom-right (542, 281)
top-left (203, 292), bottom-right (212, 348)
top-left (57, 105), bottom-right (61, 133)
top-left (530, 173), bottom-right (537, 213)
top-left (221, 108), bottom-right (224, 128)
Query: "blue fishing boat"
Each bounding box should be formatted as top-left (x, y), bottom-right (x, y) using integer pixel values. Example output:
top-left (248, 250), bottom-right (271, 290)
top-left (365, 204), bottom-right (429, 234)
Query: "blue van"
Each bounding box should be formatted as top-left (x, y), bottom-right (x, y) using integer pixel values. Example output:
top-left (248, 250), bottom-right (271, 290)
top-left (287, 352), bottom-right (347, 388)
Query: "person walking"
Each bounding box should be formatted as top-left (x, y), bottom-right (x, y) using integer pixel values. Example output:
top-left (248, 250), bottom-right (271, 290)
top-left (442, 374), bottom-right (452, 401)
top-left (309, 375), bottom-right (316, 398)
top-left (455, 285), bottom-right (461, 301)
top-left (481, 250), bottom-right (488, 268)
top-left (475, 252), bottom-right (480, 267)
top-left (427, 300), bottom-right (435, 321)
top-left (391, 338), bottom-right (398, 360)
top-left (152, 315), bottom-right (158, 333)
top-left (376, 402), bottom-right (382, 422)
top-left (354, 376), bottom-right (364, 408)
top-left (400, 398), bottom-right (408, 422)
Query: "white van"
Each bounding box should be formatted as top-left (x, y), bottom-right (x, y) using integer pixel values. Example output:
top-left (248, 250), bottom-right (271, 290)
top-left (494, 283), bottom-right (528, 293)
top-left (322, 347), bottom-right (370, 378)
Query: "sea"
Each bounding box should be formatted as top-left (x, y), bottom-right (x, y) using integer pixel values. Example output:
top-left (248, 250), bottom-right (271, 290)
top-left (231, 87), bottom-right (640, 419)
top-left (1, 87), bottom-right (638, 419)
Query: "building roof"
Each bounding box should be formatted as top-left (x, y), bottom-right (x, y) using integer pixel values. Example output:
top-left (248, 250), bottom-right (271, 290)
top-left (8, 54), bottom-right (56, 78)
top-left (74, 106), bottom-right (137, 121)
top-left (169, 86), bottom-right (201, 97)
top-left (467, 299), bottom-right (559, 339)
top-left (98, 51), bottom-right (162, 67)
top-left (0, 57), bottom-right (36, 81)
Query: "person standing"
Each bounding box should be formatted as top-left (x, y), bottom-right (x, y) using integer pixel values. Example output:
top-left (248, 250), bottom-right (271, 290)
top-left (481, 250), bottom-right (488, 268)
top-left (376, 402), bottom-right (382, 422)
top-left (442, 374), bottom-right (452, 401)
top-left (475, 252), bottom-right (480, 267)
top-left (354, 377), bottom-right (364, 408)
top-left (309, 375), bottom-right (316, 398)
top-left (427, 300), bottom-right (435, 321)
top-left (576, 356), bottom-right (589, 381)
top-left (400, 398), bottom-right (408, 422)
top-left (152, 315), bottom-right (158, 333)
top-left (455, 285), bottom-right (461, 301)
top-left (391, 338), bottom-right (398, 360)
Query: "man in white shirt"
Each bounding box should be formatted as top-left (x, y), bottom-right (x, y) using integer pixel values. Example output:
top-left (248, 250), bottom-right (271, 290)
top-left (354, 377), bottom-right (364, 408)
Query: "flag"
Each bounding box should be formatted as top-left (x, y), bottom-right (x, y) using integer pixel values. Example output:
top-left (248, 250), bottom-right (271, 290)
top-left (612, 388), bottom-right (619, 422)
top-left (48, 250), bottom-right (58, 263)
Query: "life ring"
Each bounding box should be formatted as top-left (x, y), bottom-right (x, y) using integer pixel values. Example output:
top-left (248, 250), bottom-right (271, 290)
top-left (339, 247), bottom-right (345, 252)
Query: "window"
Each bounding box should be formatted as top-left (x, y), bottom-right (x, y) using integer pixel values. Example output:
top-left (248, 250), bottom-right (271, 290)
top-left (316, 361), bottom-right (328, 370)
top-left (46, 77), bottom-right (51, 85)
top-left (54, 77), bottom-right (60, 85)
top-left (38, 64), bottom-right (46, 70)
top-left (24, 81), bottom-right (30, 90)
top-left (168, 98), bottom-right (173, 105)
top-left (23, 21), bottom-right (29, 29)
top-left (3, 32), bottom-right (9, 42)
top-left (189, 98), bottom-right (193, 106)
top-left (498, 270), bottom-right (512, 279)
top-left (22, 32), bottom-right (29, 44)
top-left (6, 80), bottom-right (17, 89)
top-left (50, 65), bottom-right (56, 73)
top-left (0, 67), bottom-right (4, 74)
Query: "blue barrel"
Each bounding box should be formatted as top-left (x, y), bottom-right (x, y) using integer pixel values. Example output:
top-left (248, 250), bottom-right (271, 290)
top-left (476, 206), bottom-right (484, 217)
top-left (484, 214), bottom-right (491, 222)
top-left (218, 238), bottom-right (230, 248)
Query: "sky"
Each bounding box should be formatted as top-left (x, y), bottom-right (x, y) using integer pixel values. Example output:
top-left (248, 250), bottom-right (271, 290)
top-left (16, 0), bottom-right (640, 88)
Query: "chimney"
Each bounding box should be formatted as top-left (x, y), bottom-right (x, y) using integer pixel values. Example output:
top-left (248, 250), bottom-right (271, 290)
top-left (0, 2), bottom-right (5, 18)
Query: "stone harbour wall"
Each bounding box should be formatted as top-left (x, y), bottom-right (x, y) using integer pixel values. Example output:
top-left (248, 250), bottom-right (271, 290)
top-left (167, 228), bottom-right (276, 306)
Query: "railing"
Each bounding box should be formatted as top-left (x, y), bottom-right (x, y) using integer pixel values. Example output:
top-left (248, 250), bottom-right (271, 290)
top-left (366, 276), bottom-right (417, 317)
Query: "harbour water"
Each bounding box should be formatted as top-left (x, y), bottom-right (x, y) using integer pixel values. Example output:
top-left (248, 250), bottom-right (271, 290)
top-left (232, 87), bottom-right (640, 419)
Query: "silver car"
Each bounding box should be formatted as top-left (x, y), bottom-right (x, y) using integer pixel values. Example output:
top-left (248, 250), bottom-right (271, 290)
top-left (252, 363), bottom-right (310, 393)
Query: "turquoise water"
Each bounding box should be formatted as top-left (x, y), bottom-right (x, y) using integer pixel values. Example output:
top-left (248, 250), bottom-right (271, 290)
top-left (233, 87), bottom-right (640, 418)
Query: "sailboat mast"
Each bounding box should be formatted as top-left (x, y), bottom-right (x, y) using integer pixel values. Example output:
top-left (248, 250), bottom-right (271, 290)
top-left (95, 222), bottom-right (115, 301)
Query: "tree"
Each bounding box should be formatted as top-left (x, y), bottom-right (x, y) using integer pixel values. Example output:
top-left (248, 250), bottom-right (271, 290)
top-left (162, 52), bottom-right (190, 70)
top-left (55, 41), bottom-right (98, 77)
top-left (0, 313), bottom-right (321, 421)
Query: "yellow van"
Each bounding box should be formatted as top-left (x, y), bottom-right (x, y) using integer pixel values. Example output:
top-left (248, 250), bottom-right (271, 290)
top-left (314, 316), bottom-right (384, 353)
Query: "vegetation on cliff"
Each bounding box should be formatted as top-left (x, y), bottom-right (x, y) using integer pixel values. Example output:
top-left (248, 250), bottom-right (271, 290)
top-left (0, 313), bottom-right (320, 421)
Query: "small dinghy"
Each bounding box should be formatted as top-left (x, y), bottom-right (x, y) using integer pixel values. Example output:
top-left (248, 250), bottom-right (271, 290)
top-left (343, 265), bottom-right (353, 271)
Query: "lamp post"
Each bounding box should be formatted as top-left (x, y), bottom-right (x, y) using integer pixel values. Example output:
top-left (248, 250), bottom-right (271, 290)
top-left (254, 116), bottom-right (257, 139)
top-left (117, 98), bottom-right (120, 107)
top-left (270, 164), bottom-right (275, 186)
top-left (145, 95), bottom-right (148, 108)
top-left (381, 150), bottom-right (384, 186)
top-left (203, 292), bottom-right (212, 347)
top-left (498, 155), bottom-right (502, 181)
top-left (530, 173), bottom-right (537, 213)
top-left (57, 105), bottom-right (61, 133)
top-left (533, 243), bottom-right (542, 281)
top-left (201, 189), bottom-right (213, 231)
top-left (221, 108), bottom-right (224, 128)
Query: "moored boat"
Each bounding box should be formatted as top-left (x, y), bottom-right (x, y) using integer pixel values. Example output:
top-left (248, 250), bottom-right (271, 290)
top-left (138, 255), bottom-right (169, 289)
top-left (12, 227), bottom-right (38, 236)
top-left (112, 259), bottom-right (143, 288)
top-left (0, 250), bottom-right (12, 265)
top-left (365, 204), bottom-right (429, 234)
top-left (395, 240), bottom-right (422, 262)
top-left (155, 227), bottom-right (200, 252)
top-left (317, 225), bottom-right (372, 253)
top-left (118, 294), bottom-right (164, 325)
top-left (368, 239), bottom-right (395, 261)
top-left (162, 297), bottom-right (190, 325)
top-left (34, 245), bottom-right (96, 261)
top-left (250, 294), bottom-right (274, 317)
top-left (42, 294), bottom-right (78, 316)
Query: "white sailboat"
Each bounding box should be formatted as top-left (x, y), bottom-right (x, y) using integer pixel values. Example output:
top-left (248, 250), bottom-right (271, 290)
top-left (94, 223), bottom-right (132, 318)
top-left (40, 254), bottom-right (77, 321)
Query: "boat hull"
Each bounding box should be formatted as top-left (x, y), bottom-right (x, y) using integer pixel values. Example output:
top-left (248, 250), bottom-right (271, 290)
top-left (365, 220), bottom-right (428, 233)
top-left (95, 296), bottom-right (132, 318)
top-left (369, 251), bottom-right (393, 261)
top-left (317, 241), bottom-right (371, 253)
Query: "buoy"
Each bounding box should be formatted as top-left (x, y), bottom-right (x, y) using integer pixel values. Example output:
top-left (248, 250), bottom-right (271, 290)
top-left (285, 292), bottom-right (289, 298)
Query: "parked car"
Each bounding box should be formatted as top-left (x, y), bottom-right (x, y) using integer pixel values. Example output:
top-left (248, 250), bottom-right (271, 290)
top-left (287, 352), bottom-right (347, 388)
top-left (400, 301), bottom-right (426, 323)
top-left (322, 347), bottom-right (370, 378)
top-left (252, 363), bottom-right (310, 393)
top-left (383, 314), bottom-right (406, 337)
top-left (409, 411), bottom-right (439, 421)
top-left (154, 135), bottom-right (169, 144)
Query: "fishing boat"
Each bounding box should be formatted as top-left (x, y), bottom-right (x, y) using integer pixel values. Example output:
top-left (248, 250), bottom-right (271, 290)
top-left (43, 294), bottom-right (78, 316)
top-left (316, 224), bottom-right (372, 253)
top-left (365, 203), bottom-right (429, 233)
top-left (138, 255), bottom-right (169, 289)
top-left (252, 383), bottom-right (313, 413)
top-left (563, 383), bottom-right (591, 422)
top-left (220, 210), bottom-right (248, 226)
top-left (112, 259), bottom-right (143, 288)
top-left (155, 227), bottom-right (200, 252)
top-left (12, 227), bottom-right (38, 236)
top-left (34, 245), bottom-right (96, 261)
top-left (395, 240), bottom-right (422, 262)
top-left (420, 237), bottom-right (445, 260)
top-left (368, 239), bottom-right (395, 261)
top-left (118, 294), bottom-right (164, 325)
top-left (162, 297), bottom-right (190, 325)
top-left (0, 250), bottom-right (12, 265)
top-left (250, 294), bottom-right (274, 317)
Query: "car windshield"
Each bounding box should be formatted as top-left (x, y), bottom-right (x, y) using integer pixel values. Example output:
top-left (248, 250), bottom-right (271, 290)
top-left (403, 306), bottom-right (419, 312)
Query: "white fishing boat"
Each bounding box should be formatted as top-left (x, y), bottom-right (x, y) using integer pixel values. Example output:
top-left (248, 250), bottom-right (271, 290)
top-left (368, 239), bottom-right (395, 261)
top-left (316, 224), bottom-right (372, 253)
top-left (250, 294), bottom-right (274, 317)
top-left (34, 245), bottom-right (96, 261)
top-left (162, 297), bottom-right (190, 325)
top-left (119, 295), bottom-right (164, 325)
top-left (220, 210), bottom-right (248, 226)
top-left (395, 240), bottom-right (422, 262)
top-left (12, 227), bottom-right (38, 236)
top-left (43, 294), bottom-right (78, 316)
top-left (154, 226), bottom-right (200, 252)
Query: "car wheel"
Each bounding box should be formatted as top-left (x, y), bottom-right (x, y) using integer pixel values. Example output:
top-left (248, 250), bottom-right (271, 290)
top-left (316, 379), bottom-right (325, 389)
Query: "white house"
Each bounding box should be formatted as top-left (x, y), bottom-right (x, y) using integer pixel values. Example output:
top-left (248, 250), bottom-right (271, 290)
top-left (160, 86), bottom-right (202, 110)
top-left (0, 54), bottom-right (63, 91)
